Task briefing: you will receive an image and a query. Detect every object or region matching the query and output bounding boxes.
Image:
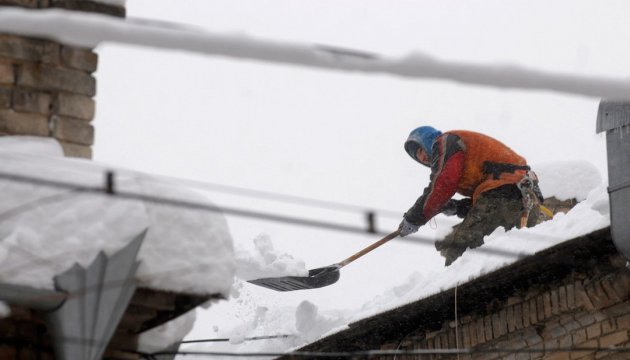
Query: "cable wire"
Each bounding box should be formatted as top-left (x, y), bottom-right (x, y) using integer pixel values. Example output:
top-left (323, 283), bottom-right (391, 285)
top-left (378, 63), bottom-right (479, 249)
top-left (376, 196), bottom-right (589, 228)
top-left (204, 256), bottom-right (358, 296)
top-left (0, 170), bottom-right (529, 258)
top-left (146, 346), bottom-right (630, 358)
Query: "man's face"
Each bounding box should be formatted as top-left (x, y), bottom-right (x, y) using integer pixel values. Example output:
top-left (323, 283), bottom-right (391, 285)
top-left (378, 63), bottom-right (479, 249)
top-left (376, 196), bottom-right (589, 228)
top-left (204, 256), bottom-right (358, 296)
top-left (415, 147), bottom-right (430, 166)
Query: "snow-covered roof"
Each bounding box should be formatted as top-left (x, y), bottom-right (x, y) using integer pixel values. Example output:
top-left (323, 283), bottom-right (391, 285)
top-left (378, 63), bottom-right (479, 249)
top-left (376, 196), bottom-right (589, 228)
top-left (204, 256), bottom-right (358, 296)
top-left (185, 160), bottom-right (609, 355)
top-left (0, 136), bottom-right (235, 296)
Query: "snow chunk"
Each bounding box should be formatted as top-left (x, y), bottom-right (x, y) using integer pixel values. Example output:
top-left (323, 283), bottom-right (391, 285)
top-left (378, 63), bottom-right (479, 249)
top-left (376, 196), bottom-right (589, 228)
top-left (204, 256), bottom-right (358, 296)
top-left (534, 160), bottom-right (602, 201)
top-left (0, 301), bottom-right (10, 318)
top-left (0, 136), bottom-right (63, 157)
top-left (234, 233), bottom-right (307, 280)
top-left (138, 309), bottom-right (196, 353)
top-left (294, 301), bottom-right (348, 344)
top-left (0, 143), bottom-right (235, 296)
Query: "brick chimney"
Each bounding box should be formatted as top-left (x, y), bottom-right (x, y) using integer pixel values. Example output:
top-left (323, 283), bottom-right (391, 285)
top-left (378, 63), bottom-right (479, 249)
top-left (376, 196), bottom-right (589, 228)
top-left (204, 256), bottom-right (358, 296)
top-left (0, 0), bottom-right (125, 159)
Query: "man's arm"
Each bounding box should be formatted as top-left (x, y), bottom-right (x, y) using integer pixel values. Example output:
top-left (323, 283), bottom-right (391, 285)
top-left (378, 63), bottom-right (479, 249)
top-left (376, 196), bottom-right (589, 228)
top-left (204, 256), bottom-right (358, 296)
top-left (403, 134), bottom-right (466, 227)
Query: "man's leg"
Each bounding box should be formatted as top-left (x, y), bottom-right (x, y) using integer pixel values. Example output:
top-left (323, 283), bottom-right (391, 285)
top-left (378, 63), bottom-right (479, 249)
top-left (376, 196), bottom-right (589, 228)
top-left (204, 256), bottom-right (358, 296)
top-left (436, 185), bottom-right (523, 266)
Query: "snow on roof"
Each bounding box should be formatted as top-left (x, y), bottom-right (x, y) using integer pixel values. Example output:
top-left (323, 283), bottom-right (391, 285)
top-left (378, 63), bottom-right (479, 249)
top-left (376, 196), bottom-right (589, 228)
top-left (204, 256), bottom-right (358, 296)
top-left (187, 160), bottom-right (610, 354)
top-left (0, 136), bottom-right (235, 296)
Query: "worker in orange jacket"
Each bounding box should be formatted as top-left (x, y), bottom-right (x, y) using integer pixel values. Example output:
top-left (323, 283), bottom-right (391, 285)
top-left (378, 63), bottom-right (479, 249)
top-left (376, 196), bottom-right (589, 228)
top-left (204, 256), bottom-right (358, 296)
top-left (398, 126), bottom-right (543, 266)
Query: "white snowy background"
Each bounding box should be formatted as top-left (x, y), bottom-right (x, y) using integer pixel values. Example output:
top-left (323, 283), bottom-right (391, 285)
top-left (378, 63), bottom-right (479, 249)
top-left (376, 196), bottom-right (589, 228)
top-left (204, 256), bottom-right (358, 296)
top-left (2, 0), bottom-right (628, 357)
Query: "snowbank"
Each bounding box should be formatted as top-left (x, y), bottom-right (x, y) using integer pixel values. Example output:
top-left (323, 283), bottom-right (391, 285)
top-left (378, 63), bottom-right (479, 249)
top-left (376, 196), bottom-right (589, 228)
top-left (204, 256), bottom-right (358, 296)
top-left (534, 160), bottom-right (602, 201)
top-left (0, 137), bottom-right (235, 296)
top-left (234, 233), bottom-right (308, 281)
top-left (186, 160), bottom-right (609, 354)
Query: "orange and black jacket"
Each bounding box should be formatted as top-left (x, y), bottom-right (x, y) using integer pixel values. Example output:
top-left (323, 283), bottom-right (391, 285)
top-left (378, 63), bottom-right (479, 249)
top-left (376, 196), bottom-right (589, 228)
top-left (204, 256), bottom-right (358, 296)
top-left (404, 130), bottom-right (529, 226)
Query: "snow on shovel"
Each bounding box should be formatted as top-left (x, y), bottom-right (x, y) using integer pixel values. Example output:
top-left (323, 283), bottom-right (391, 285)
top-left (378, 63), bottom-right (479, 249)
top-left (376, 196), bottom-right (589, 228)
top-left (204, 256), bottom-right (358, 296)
top-left (248, 230), bottom-right (400, 291)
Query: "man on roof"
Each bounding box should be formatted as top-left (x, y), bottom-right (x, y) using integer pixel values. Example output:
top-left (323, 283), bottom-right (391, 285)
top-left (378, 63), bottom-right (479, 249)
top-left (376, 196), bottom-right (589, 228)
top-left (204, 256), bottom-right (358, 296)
top-left (398, 126), bottom-right (544, 266)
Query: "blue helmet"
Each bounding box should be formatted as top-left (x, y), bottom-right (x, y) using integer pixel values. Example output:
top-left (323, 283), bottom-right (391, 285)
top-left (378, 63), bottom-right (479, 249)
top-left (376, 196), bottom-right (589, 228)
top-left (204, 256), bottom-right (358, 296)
top-left (404, 126), bottom-right (442, 164)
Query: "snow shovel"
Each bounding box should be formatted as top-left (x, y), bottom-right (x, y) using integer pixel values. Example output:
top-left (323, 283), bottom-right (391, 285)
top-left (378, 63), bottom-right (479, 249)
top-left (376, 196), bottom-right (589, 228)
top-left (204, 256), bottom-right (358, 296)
top-left (248, 230), bottom-right (401, 291)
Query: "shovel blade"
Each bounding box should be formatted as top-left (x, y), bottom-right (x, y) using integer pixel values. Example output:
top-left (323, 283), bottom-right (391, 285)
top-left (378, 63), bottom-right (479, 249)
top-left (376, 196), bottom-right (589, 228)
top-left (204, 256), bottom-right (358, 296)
top-left (247, 265), bottom-right (341, 292)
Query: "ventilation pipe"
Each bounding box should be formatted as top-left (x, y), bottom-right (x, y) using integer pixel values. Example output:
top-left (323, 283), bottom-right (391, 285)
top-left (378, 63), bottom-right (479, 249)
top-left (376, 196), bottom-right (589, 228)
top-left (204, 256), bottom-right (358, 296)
top-left (596, 100), bottom-right (630, 262)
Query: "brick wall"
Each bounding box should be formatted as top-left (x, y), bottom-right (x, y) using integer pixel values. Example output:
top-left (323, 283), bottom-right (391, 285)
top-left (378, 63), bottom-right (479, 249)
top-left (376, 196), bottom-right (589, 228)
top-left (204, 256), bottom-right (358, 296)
top-left (378, 254), bottom-right (630, 360)
top-left (0, 0), bottom-right (124, 158)
top-left (0, 306), bottom-right (54, 360)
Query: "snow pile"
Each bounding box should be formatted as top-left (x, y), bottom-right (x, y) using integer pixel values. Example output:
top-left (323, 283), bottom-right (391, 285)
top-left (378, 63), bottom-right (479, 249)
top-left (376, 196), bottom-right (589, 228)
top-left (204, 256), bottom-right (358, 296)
top-left (534, 160), bottom-right (602, 201)
top-left (185, 160), bottom-right (609, 354)
top-left (234, 233), bottom-right (308, 281)
top-left (0, 137), bottom-right (235, 296)
top-left (294, 301), bottom-right (348, 344)
top-left (0, 8), bottom-right (629, 98)
top-left (138, 309), bottom-right (196, 353)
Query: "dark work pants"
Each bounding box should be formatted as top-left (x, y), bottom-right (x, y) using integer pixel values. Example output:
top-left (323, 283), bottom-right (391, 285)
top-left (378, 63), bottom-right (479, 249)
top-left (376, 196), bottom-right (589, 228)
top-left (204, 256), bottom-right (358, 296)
top-left (435, 185), bottom-right (540, 266)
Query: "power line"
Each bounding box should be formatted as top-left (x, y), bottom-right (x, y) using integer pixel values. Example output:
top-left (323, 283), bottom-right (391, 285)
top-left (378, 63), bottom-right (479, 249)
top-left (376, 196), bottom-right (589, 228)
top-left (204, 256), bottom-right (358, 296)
top-left (146, 346), bottom-right (630, 358)
top-left (0, 170), bottom-right (528, 258)
top-left (179, 335), bottom-right (294, 344)
top-left (0, 151), bottom-right (401, 218)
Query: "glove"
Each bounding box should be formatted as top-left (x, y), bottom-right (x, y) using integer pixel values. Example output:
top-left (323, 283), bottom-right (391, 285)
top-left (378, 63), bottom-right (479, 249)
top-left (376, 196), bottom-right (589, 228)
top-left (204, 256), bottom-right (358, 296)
top-left (398, 218), bottom-right (420, 237)
top-left (441, 198), bottom-right (472, 218)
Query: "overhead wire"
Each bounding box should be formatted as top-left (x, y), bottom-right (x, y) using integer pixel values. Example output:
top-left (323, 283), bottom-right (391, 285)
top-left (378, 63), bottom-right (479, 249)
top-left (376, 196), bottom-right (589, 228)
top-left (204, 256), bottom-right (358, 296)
top-left (0, 151), bottom-right (401, 218)
top-left (145, 346), bottom-right (630, 358)
top-left (0, 169), bottom-right (532, 258)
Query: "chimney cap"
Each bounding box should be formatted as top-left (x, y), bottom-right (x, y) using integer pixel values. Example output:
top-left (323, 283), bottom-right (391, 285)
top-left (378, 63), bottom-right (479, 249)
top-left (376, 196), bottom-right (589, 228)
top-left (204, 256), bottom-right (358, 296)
top-left (596, 100), bottom-right (630, 133)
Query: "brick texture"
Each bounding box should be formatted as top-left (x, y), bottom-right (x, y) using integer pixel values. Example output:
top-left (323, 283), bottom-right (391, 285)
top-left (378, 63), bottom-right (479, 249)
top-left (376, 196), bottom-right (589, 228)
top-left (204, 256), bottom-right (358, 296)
top-left (17, 63), bottom-right (96, 96)
top-left (61, 46), bottom-right (98, 72)
top-left (0, 109), bottom-right (49, 135)
top-left (53, 92), bottom-right (95, 120)
top-left (59, 140), bottom-right (92, 158)
top-left (51, 115), bottom-right (94, 145)
top-left (380, 256), bottom-right (630, 360)
top-left (12, 88), bottom-right (51, 114)
top-left (0, 31), bottom-right (99, 157)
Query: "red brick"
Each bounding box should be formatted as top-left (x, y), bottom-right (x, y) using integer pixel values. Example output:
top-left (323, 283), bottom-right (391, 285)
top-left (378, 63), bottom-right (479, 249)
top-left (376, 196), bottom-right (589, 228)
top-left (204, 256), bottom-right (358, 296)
top-left (601, 318), bottom-right (616, 335)
top-left (484, 315), bottom-right (493, 341)
top-left (0, 86), bottom-right (11, 108)
top-left (601, 278), bottom-right (622, 303)
top-left (551, 289), bottom-right (560, 315)
top-left (537, 296), bottom-right (546, 321)
top-left (476, 317), bottom-right (486, 344)
top-left (522, 300), bottom-right (531, 327)
top-left (586, 323), bottom-right (601, 339)
top-left (52, 115), bottom-right (94, 145)
top-left (461, 325), bottom-right (471, 348)
top-left (567, 283), bottom-right (577, 309)
top-left (17, 63), bottom-right (96, 96)
top-left (507, 306), bottom-right (516, 332)
top-left (0, 109), bottom-right (48, 135)
top-left (61, 46), bottom-right (98, 72)
top-left (58, 140), bottom-right (92, 159)
top-left (12, 88), bottom-right (52, 114)
top-left (617, 313), bottom-right (630, 329)
top-left (53, 92), bottom-right (95, 120)
top-left (514, 304), bottom-right (524, 330)
top-left (0, 60), bottom-right (14, 84)
top-left (0, 35), bottom-right (60, 64)
top-left (610, 272), bottom-right (630, 300)
top-left (572, 329), bottom-right (587, 345)
top-left (543, 292), bottom-right (553, 319)
top-left (559, 286), bottom-right (569, 312)
top-left (575, 282), bottom-right (595, 310)
top-left (0, 0), bottom-right (38, 8)
top-left (0, 345), bottom-right (17, 359)
top-left (599, 330), bottom-right (629, 347)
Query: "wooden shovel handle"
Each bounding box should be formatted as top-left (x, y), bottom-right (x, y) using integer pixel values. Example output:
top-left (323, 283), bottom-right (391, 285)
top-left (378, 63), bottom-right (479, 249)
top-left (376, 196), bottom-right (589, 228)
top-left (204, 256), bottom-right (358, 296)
top-left (338, 230), bottom-right (401, 268)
